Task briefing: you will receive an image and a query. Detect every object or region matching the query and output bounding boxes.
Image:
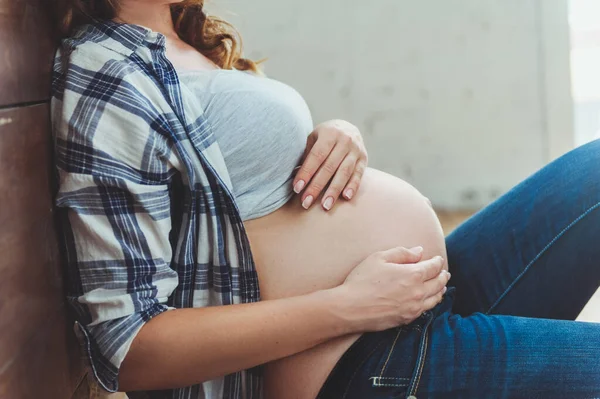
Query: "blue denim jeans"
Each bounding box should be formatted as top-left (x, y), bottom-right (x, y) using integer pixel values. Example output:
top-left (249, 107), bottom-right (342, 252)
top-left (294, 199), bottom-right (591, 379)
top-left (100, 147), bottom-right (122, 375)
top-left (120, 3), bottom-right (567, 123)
top-left (317, 139), bottom-right (600, 399)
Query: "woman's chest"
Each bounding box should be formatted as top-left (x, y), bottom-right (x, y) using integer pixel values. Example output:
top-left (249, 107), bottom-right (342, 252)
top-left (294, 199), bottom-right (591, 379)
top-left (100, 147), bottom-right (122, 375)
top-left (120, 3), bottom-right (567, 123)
top-left (179, 69), bottom-right (314, 197)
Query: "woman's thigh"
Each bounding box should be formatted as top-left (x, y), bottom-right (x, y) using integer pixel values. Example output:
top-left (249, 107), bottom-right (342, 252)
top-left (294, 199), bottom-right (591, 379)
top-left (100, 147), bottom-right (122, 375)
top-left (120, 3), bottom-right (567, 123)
top-left (318, 293), bottom-right (600, 399)
top-left (418, 310), bottom-right (600, 398)
top-left (446, 139), bottom-right (600, 319)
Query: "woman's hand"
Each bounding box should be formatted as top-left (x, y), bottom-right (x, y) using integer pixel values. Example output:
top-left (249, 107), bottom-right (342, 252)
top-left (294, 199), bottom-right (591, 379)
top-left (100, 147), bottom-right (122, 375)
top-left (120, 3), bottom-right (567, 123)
top-left (332, 246), bottom-right (450, 332)
top-left (293, 119), bottom-right (368, 210)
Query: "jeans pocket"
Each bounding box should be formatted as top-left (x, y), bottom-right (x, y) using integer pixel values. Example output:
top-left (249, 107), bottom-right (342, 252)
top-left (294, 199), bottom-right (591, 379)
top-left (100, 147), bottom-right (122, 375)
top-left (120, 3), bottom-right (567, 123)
top-left (369, 313), bottom-right (434, 398)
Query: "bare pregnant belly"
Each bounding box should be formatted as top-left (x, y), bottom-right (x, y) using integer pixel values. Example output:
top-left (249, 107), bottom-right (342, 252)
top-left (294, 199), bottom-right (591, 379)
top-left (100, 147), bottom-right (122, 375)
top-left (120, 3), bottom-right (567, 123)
top-left (244, 168), bottom-right (448, 399)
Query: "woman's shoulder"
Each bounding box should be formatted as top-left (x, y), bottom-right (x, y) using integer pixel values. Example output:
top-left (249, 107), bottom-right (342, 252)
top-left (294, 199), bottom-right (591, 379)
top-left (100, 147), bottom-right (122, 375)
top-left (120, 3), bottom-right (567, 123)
top-left (52, 25), bottom-right (170, 114)
top-left (54, 21), bottom-right (156, 81)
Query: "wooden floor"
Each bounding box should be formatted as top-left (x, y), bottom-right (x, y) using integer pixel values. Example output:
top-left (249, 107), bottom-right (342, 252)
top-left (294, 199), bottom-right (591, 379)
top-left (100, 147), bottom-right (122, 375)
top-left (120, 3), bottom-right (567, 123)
top-left (437, 210), bottom-right (600, 323)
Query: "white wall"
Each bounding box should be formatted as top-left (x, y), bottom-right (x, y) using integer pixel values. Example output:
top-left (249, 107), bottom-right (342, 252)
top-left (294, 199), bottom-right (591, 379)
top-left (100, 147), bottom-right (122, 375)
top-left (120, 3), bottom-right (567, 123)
top-left (570, 0), bottom-right (600, 145)
top-left (211, 0), bottom-right (573, 210)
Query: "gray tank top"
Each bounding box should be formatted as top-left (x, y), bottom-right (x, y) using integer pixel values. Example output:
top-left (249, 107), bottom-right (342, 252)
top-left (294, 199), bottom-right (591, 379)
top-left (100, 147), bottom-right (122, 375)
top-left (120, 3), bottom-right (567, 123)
top-left (178, 69), bottom-right (313, 221)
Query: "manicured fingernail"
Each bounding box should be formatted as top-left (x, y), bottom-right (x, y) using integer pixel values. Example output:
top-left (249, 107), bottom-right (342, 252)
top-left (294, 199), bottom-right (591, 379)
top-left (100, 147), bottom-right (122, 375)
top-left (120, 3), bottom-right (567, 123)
top-left (323, 196), bottom-right (334, 210)
top-left (344, 188), bottom-right (354, 200)
top-left (410, 246), bottom-right (423, 255)
top-left (443, 286), bottom-right (448, 294)
top-left (294, 180), bottom-right (305, 194)
top-left (446, 271), bottom-right (452, 279)
top-left (302, 195), bottom-right (314, 209)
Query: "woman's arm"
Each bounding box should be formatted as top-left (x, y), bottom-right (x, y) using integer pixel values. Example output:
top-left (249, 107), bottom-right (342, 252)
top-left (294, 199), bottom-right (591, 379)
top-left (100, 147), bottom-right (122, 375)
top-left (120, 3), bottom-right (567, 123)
top-left (119, 289), bottom-right (344, 391)
top-left (120, 248), bottom-right (449, 391)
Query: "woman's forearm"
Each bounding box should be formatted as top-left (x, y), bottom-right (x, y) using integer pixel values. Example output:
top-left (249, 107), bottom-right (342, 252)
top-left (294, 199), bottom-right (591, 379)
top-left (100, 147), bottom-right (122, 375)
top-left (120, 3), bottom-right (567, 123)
top-left (118, 288), bottom-right (351, 391)
top-left (119, 247), bottom-right (448, 392)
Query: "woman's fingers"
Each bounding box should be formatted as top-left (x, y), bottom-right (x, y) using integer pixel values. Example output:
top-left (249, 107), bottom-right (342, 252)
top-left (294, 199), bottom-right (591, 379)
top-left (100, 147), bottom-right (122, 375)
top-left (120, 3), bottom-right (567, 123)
top-left (381, 246), bottom-right (424, 264)
top-left (300, 131), bottom-right (318, 162)
top-left (300, 142), bottom-right (349, 209)
top-left (412, 256), bottom-right (445, 282)
top-left (423, 269), bottom-right (451, 298)
top-left (320, 155), bottom-right (358, 210)
top-left (293, 135), bottom-right (334, 196)
top-left (422, 286), bottom-right (447, 311)
top-left (342, 158), bottom-right (367, 201)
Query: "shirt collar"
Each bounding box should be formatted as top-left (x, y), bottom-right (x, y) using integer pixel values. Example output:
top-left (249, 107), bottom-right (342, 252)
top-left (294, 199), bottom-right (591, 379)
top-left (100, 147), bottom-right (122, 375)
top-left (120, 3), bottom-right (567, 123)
top-left (72, 19), bottom-right (166, 58)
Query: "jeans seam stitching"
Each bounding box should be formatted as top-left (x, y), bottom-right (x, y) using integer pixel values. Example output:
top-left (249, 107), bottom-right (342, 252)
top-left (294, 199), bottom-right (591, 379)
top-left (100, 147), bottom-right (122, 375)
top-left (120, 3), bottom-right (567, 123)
top-left (486, 200), bottom-right (600, 314)
top-left (408, 315), bottom-right (434, 397)
top-left (370, 376), bottom-right (411, 388)
top-left (411, 328), bottom-right (429, 394)
top-left (341, 341), bottom-right (386, 399)
top-left (374, 377), bottom-right (411, 380)
top-left (371, 381), bottom-right (410, 387)
top-left (378, 327), bottom-right (404, 378)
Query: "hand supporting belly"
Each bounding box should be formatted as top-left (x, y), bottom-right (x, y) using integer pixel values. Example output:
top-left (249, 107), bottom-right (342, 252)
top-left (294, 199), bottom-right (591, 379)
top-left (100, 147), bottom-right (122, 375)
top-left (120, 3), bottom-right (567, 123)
top-left (244, 168), bottom-right (449, 399)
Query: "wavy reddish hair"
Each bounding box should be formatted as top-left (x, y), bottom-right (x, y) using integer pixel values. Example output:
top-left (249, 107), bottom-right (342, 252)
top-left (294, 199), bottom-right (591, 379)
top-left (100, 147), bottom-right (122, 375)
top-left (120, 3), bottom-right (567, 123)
top-left (55, 0), bottom-right (260, 72)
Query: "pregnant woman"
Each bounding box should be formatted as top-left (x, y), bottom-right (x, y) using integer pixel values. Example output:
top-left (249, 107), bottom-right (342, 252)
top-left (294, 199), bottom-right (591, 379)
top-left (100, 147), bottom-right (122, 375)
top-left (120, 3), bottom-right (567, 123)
top-left (53, 1), bottom-right (600, 398)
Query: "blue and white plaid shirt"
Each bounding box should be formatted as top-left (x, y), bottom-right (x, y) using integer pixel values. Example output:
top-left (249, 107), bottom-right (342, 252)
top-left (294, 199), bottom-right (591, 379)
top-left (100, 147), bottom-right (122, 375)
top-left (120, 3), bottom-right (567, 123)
top-left (52, 20), bottom-right (261, 398)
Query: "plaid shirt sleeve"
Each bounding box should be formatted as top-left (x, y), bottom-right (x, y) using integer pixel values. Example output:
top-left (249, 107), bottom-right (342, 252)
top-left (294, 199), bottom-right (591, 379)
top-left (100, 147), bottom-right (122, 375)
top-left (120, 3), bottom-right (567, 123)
top-left (52, 48), bottom-right (180, 392)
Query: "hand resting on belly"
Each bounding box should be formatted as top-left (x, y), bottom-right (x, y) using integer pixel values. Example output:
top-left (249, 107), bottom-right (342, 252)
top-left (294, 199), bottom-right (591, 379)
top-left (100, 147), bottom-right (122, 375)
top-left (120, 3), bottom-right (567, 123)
top-left (244, 167), bottom-right (449, 399)
top-left (246, 168), bottom-right (449, 300)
